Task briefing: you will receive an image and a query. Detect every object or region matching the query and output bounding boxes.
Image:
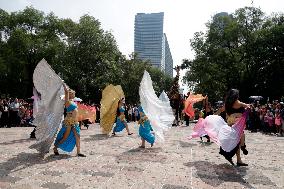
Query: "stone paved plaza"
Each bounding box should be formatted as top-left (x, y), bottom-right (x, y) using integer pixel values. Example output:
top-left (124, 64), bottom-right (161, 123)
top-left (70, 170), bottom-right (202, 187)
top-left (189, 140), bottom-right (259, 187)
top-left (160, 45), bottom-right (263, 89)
top-left (0, 123), bottom-right (283, 189)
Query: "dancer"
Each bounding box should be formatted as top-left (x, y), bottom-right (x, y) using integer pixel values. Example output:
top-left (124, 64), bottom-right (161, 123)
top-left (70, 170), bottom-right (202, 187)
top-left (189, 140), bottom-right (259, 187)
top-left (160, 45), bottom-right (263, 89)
top-left (221, 89), bottom-right (249, 166)
top-left (30, 59), bottom-right (85, 157)
top-left (112, 98), bottom-right (133, 136)
top-left (53, 83), bottom-right (86, 157)
top-left (139, 71), bottom-right (174, 142)
top-left (189, 89), bottom-right (250, 166)
top-left (100, 84), bottom-right (124, 134)
top-left (138, 106), bottom-right (155, 148)
top-left (183, 92), bottom-right (205, 126)
top-left (200, 96), bottom-right (212, 142)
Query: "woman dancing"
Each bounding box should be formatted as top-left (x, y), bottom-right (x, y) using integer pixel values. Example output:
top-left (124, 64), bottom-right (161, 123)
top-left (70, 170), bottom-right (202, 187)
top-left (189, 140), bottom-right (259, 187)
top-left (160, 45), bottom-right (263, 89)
top-left (138, 106), bottom-right (155, 148)
top-left (112, 99), bottom-right (133, 136)
top-left (53, 83), bottom-right (86, 157)
top-left (189, 89), bottom-right (250, 166)
top-left (220, 89), bottom-right (249, 166)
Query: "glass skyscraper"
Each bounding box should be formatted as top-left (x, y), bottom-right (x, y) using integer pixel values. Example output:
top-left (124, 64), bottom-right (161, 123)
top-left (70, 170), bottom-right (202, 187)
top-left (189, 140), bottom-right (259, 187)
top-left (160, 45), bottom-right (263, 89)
top-left (134, 12), bottom-right (173, 77)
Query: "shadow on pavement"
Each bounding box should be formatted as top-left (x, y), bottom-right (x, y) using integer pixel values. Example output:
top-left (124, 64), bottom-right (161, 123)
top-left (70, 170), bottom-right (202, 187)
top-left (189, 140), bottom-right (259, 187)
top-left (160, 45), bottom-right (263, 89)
top-left (184, 161), bottom-right (253, 188)
top-left (117, 147), bottom-right (166, 163)
top-left (83, 134), bottom-right (110, 141)
top-left (179, 141), bottom-right (197, 148)
top-left (0, 138), bottom-right (34, 145)
top-left (0, 152), bottom-right (71, 183)
top-left (197, 141), bottom-right (213, 146)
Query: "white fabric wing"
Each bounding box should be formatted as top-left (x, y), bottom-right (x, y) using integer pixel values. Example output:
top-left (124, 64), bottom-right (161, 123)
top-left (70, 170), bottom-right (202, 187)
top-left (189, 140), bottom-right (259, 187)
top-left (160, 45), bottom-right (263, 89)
top-left (159, 91), bottom-right (170, 105)
top-left (30, 59), bottom-right (65, 154)
top-left (32, 87), bottom-right (42, 119)
top-left (204, 115), bottom-right (241, 152)
top-left (139, 71), bottom-right (175, 141)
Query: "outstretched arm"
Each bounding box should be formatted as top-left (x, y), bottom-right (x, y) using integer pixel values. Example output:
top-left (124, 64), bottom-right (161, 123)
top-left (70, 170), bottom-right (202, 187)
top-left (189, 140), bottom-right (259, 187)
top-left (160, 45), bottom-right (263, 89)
top-left (236, 100), bottom-right (250, 109)
top-left (63, 83), bottom-right (69, 105)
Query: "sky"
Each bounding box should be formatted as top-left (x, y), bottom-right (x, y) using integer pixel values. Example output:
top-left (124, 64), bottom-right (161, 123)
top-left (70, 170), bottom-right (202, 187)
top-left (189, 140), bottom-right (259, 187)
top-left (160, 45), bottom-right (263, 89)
top-left (0, 0), bottom-right (283, 93)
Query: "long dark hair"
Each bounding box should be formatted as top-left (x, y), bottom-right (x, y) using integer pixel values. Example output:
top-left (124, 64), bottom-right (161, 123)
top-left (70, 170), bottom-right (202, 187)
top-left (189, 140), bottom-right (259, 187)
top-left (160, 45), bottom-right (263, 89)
top-left (116, 100), bottom-right (121, 117)
top-left (225, 89), bottom-right (239, 115)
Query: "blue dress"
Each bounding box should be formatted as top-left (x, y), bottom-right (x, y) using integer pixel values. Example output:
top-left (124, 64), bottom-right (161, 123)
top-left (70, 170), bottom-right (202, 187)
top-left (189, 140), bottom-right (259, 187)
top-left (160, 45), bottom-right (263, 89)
top-left (139, 116), bottom-right (155, 144)
top-left (54, 102), bottom-right (80, 152)
top-left (113, 107), bottom-right (126, 132)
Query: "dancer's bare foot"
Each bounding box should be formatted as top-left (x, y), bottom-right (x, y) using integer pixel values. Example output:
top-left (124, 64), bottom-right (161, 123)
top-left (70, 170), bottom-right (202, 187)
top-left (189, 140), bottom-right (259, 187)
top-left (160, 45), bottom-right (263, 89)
top-left (139, 145), bottom-right (145, 148)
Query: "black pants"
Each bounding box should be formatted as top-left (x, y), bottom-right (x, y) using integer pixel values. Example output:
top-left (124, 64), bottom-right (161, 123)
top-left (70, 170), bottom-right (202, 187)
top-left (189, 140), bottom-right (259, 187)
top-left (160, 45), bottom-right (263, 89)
top-left (0, 112), bottom-right (9, 127)
top-left (219, 143), bottom-right (240, 160)
top-left (184, 114), bottom-right (189, 126)
top-left (9, 111), bottom-right (19, 126)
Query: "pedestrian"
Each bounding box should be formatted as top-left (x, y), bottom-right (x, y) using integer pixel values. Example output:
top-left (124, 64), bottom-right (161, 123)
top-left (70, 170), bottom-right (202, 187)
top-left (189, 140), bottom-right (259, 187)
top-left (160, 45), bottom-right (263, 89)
top-left (112, 99), bottom-right (133, 136)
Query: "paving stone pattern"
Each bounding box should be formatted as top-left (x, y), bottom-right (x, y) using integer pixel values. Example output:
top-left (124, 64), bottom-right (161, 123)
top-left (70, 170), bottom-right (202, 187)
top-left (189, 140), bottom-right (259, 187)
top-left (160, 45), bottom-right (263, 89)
top-left (0, 123), bottom-right (283, 189)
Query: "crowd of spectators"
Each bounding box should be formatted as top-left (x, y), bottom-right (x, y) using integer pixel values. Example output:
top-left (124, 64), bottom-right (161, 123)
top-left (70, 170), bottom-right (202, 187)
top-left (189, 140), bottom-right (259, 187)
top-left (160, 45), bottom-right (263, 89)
top-left (247, 101), bottom-right (284, 136)
top-left (2, 96), bottom-right (284, 138)
top-left (0, 98), bottom-right (33, 128)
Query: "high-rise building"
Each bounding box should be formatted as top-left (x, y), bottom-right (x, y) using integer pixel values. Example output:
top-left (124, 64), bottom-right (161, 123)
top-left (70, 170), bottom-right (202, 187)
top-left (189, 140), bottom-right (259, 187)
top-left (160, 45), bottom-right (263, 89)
top-left (134, 12), bottom-right (173, 77)
top-left (212, 12), bottom-right (229, 34)
top-left (163, 34), bottom-right (173, 77)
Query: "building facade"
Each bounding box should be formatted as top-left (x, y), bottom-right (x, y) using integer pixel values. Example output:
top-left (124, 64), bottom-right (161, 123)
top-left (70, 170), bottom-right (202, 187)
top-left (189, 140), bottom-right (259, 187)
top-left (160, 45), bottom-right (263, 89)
top-left (163, 33), bottom-right (173, 77)
top-left (134, 12), bottom-right (173, 77)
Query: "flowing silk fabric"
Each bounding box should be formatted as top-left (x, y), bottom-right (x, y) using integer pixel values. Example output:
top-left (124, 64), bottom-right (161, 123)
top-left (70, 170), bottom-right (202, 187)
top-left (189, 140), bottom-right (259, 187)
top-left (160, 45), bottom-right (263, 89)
top-left (77, 103), bottom-right (96, 123)
top-left (184, 94), bottom-right (205, 118)
top-left (188, 118), bottom-right (207, 138)
top-left (139, 71), bottom-right (175, 141)
top-left (159, 91), bottom-right (170, 105)
top-left (32, 87), bottom-right (41, 118)
top-left (100, 85), bottom-right (124, 134)
top-left (188, 111), bottom-right (249, 152)
top-left (30, 59), bottom-right (65, 154)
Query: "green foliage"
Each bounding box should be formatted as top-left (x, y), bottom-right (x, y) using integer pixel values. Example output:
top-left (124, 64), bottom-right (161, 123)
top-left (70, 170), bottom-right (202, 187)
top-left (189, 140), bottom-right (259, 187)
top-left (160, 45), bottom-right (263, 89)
top-left (183, 7), bottom-right (284, 102)
top-left (0, 7), bottom-right (173, 104)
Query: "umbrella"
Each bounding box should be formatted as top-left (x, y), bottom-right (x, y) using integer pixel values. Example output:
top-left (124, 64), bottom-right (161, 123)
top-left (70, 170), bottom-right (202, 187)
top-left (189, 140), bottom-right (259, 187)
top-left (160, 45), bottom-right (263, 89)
top-left (249, 96), bottom-right (263, 101)
top-left (74, 97), bottom-right (83, 102)
top-left (100, 84), bottom-right (124, 134)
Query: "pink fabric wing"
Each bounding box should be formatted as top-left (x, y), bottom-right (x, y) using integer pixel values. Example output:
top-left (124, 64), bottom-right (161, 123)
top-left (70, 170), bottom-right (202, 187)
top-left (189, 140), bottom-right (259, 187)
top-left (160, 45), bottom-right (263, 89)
top-left (187, 118), bottom-right (207, 139)
top-left (77, 103), bottom-right (97, 123)
top-left (184, 94), bottom-right (205, 118)
top-left (188, 111), bottom-right (249, 152)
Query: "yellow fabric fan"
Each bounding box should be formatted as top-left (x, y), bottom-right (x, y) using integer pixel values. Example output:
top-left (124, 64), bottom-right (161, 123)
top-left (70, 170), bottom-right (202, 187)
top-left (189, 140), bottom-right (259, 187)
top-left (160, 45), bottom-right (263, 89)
top-left (100, 84), bottom-right (124, 134)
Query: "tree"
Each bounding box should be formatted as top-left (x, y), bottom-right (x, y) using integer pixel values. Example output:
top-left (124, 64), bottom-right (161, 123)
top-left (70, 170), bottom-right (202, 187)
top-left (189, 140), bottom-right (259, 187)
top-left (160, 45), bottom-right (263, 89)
top-left (183, 7), bottom-right (284, 102)
top-left (0, 7), bottom-right (173, 104)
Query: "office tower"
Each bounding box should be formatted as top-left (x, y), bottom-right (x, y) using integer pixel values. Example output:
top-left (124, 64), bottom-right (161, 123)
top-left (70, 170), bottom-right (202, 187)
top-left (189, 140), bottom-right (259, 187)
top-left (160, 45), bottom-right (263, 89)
top-left (134, 12), bottom-right (173, 77)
